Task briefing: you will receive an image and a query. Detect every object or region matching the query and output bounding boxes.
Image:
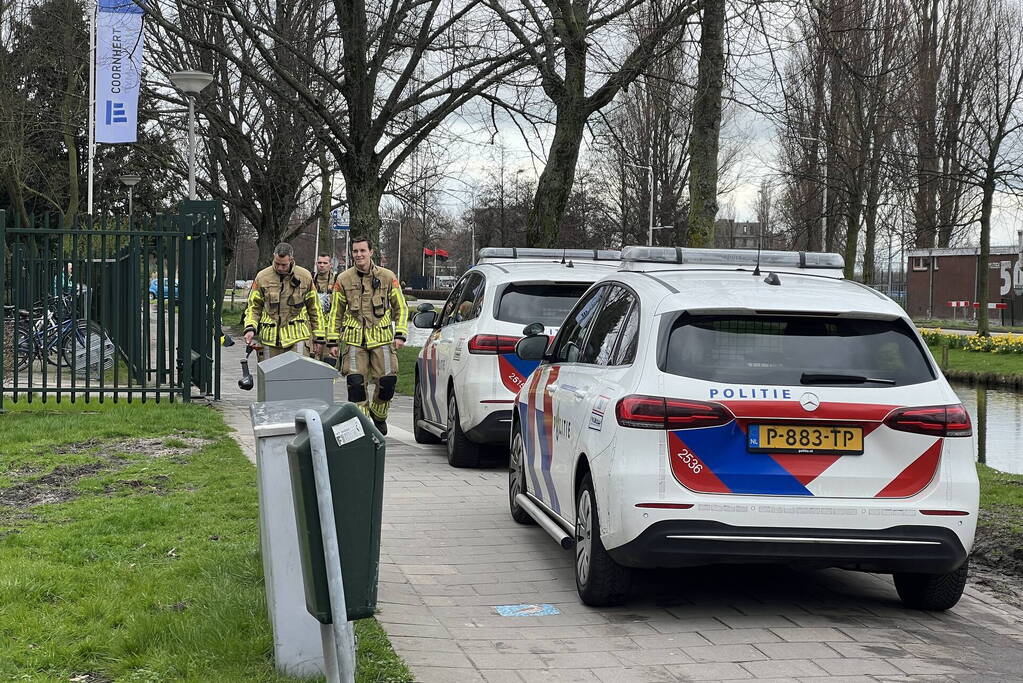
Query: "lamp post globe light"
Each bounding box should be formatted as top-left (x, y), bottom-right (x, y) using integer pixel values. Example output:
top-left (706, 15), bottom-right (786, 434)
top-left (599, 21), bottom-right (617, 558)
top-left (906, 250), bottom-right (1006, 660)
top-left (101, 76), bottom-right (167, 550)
top-left (119, 173), bottom-right (141, 222)
top-left (168, 70), bottom-right (214, 200)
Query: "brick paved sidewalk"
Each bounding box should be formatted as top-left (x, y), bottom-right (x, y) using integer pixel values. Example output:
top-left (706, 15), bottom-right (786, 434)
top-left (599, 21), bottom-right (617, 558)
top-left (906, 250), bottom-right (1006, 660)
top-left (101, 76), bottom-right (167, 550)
top-left (214, 346), bottom-right (1023, 682)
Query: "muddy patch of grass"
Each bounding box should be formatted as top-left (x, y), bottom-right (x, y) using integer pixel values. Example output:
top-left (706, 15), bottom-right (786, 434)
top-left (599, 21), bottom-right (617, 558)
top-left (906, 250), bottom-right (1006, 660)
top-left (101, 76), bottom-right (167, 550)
top-left (1, 436), bottom-right (212, 517)
top-left (969, 464), bottom-right (1023, 609)
top-left (0, 463), bottom-right (106, 509)
top-left (974, 509), bottom-right (1023, 575)
top-left (50, 435), bottom-right (212, 459)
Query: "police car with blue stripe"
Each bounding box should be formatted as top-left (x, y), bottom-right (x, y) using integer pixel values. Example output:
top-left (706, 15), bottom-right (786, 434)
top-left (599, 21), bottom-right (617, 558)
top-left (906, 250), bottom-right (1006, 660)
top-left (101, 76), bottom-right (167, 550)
top-left (508, 246), bottom-right (979, 610)
top-left (411, 248), bottom-right (620, 467)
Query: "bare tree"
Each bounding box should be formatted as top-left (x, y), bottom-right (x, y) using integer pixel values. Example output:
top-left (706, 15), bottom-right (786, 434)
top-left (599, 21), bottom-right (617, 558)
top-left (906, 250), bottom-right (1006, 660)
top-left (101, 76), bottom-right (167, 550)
top-left (146, 0), bottom-right (530, 248)
top-left (483, 0), bottom-right (702, 246)
top-left (147, 0), bottom-right (333, 267)
top-left (961, 0), bottom-right (1023, 336)
top-left (686, 0), bottom-right (725, 246)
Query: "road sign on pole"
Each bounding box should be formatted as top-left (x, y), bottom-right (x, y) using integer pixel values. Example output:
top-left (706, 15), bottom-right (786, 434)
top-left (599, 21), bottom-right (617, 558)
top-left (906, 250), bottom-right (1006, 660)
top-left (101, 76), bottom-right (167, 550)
top-left (330, 209), bottom-right (349, 234)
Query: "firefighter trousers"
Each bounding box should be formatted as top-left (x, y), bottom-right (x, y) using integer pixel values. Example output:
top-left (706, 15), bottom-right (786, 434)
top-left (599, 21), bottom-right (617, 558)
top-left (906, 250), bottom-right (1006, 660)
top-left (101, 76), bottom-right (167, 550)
top-left (341, 343), bottom-right (398, 421)
top-left (260, 341), bottom-right (305, 360)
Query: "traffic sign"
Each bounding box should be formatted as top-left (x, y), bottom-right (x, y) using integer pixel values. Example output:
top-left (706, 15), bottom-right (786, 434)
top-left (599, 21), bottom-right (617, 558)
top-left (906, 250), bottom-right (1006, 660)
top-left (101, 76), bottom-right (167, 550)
top-left (330, 209), bottom-right (349, 232)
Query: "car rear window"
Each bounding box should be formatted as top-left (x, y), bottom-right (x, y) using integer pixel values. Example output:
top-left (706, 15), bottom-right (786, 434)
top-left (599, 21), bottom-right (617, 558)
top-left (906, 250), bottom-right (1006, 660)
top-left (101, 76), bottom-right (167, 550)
top-left (496, 283), bottom-right (592, 327)
top-left (662, 314), bottom-right (935, 387)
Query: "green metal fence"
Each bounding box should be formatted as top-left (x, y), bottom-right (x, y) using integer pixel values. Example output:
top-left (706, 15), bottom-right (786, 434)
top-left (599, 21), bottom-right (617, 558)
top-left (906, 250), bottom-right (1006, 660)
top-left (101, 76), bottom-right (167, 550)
top-left (0, 202), bottom-right (224, 407)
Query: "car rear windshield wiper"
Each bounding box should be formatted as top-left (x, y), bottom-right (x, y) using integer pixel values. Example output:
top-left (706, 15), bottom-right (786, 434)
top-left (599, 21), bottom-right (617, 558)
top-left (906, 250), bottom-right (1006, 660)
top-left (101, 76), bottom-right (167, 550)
top-left (800, 372), bottom-right (896, 385)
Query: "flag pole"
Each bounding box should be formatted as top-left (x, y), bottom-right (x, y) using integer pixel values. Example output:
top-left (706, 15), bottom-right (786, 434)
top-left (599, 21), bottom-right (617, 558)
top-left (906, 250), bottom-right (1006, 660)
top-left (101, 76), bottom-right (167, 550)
top-left (87, 0), bottom-right (97, 217)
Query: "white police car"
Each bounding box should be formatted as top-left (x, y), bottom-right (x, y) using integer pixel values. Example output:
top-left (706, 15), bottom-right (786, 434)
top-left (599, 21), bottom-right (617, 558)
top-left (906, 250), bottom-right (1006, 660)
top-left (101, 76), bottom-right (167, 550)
top-left (509, 246), bottom-right (979, 610)
top-left (411, 248), bottom-right (621, 467)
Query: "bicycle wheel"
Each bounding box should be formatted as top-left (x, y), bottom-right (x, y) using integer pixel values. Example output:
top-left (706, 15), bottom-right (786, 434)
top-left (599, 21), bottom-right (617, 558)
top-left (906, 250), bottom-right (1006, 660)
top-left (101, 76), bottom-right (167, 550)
top-left (45, 326), bottom-right (65, 366)
top-left (13, 323), bottom-right (36, 372)
top-left (62, 321), bottom-right (113, 374)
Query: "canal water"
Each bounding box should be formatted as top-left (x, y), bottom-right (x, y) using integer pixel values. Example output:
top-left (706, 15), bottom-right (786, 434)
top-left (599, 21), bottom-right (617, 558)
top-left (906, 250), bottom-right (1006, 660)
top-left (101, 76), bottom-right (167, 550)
top-left (952, 382), bottom-right (1023, 475)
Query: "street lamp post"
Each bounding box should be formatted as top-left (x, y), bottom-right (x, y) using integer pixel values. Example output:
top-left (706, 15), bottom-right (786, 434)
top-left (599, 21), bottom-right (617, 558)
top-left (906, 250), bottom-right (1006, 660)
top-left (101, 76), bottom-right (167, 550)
top-left (626, 162), bottom-right (654, 245)
top-left (168, 70), bottom-right (214, 200)
top-left (119, 173), bottom-right (141, 223)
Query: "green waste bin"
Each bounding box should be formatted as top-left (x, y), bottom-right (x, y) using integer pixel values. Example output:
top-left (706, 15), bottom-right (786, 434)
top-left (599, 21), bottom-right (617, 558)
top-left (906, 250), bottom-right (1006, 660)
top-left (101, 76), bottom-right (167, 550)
top-left (287, 403), bottom-right (385, 623)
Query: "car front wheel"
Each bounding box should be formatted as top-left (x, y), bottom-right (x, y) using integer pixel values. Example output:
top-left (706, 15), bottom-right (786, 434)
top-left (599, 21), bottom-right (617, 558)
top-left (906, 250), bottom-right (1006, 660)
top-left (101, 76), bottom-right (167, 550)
top-left (575, 473), bottom-right (630, 606)
top-left (893, 557), bottom-right (970, 611)
top-left (413, 376), bottom-right (441, 444)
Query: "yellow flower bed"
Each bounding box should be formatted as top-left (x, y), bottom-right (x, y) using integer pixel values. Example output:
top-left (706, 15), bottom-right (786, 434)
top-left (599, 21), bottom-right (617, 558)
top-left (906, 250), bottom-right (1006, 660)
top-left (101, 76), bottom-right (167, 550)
top-left (919, 328), bottom-right (1023, 354)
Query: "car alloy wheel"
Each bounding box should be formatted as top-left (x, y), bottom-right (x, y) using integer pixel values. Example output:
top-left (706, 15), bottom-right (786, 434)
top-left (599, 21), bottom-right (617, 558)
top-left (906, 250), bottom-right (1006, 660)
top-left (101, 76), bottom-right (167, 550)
top-left (509, 428), bottom-right (535, 525)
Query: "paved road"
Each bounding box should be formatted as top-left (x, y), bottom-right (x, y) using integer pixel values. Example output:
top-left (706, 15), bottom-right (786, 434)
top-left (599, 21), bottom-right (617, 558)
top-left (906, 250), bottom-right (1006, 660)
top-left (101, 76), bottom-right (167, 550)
top-left (215, 341), bottom-right (1023, 683)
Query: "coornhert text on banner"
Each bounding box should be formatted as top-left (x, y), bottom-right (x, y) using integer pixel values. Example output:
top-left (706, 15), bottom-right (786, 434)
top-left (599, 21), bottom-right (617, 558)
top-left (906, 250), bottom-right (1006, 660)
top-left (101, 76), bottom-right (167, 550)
top-left (95, 0), bottom-right (145, 144)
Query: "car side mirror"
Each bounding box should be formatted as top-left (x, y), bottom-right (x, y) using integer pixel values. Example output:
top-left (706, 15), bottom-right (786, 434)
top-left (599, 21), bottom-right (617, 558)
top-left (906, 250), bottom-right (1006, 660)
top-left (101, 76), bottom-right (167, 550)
top-left (413, 310), bottom-right (437, 329)
top-left (515, 334), bottom-right (548, 361)
top-left (417, 302), bottom-right (434, 313)
top-left (522, 321), bottom-right (545, 337)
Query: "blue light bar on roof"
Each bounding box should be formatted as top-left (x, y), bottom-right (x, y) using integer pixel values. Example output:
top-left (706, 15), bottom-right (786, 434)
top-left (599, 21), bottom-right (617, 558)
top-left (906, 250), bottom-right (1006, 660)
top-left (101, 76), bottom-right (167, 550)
top-left (477, 247), bottom-right (622, 261)
top-left (621, 246), bottom-right (845, 270)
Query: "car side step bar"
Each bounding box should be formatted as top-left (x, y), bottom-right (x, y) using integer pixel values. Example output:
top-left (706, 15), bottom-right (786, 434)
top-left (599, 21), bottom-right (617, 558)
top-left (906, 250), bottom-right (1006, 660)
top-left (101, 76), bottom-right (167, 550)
top-left (416, 420), bottom-right (446, 439)
top-left (515, 494), bottom-right (575, 549)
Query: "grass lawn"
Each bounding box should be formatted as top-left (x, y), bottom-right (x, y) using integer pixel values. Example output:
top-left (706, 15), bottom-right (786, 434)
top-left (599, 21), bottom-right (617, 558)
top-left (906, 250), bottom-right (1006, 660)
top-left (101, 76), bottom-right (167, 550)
top-left (0, 401), bottom-right (411, 682)
top-left (222, 299), bottom-right (248, 322)
top-left (915, 318), bottom-right (1023, 334)
top-left (396, 346), bottom-right (419, 397)
top-left (973, 464), bottom-right (1023, 578)
top-left (926, 343), bottom-right (1023, 378)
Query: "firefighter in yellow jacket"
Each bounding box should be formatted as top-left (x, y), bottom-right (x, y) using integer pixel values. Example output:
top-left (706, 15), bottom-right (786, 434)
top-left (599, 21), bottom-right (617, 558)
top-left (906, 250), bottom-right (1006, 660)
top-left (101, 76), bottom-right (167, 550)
top-left (309, 253), bottom-right (338, 361)
top-left (328, 235), bottom-right (408, 434)
top-left (243, 243), bottom-right (326, 359)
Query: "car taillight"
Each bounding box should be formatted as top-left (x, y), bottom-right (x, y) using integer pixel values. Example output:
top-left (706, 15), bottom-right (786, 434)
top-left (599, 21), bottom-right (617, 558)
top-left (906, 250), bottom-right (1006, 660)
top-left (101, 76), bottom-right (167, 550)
top-left (467, 334), bottom-right (521, 354)
top-left (615, 395), bottom-right (734, 430)
top-left (883, 404), bottom-right (972, 437)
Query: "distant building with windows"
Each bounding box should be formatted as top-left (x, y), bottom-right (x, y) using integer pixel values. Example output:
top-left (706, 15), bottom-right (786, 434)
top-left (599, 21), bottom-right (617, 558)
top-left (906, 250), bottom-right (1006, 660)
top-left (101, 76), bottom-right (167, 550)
top-left (712, 219), bottom-right (784, 251)
top-left (906, 246), bottom-right (1023, 322)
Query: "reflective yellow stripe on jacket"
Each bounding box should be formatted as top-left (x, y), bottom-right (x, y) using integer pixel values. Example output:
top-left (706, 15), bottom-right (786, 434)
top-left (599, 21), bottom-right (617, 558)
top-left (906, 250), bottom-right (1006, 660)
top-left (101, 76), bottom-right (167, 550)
top-left (243, 267), bottom-right (325, 348)
top-left (329, 266), bottom-right (408, 349)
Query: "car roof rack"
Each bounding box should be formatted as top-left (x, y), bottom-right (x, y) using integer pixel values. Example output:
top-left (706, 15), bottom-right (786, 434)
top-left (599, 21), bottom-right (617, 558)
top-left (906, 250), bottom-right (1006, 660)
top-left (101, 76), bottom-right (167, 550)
top-left (477, 247), bottom-right (622, 262)
top-left (620, 246), bottom-right (845, 273)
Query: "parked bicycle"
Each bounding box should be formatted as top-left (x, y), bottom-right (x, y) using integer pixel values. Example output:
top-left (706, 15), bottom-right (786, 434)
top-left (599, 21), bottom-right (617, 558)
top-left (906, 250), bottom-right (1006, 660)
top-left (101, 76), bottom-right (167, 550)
top-left (12, 294), bottom-right (112, 373)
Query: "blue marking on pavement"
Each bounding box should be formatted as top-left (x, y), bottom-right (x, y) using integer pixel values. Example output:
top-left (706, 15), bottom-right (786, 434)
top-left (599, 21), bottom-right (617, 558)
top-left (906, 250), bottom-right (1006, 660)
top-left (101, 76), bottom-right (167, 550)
top-left (495, 603), bottom-right (560, 617)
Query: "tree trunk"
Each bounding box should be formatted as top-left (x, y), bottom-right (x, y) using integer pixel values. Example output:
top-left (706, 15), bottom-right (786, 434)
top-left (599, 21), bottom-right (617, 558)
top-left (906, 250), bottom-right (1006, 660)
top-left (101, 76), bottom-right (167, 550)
top-left (914, 0), bottom-right (939, 248)
top-left (842, 206), bottom-right (862, 280)
top-left (255, 222), bottom-right (277, 270)
top-left (318, 150), bottom-right (332, 256)
top-left (686, 0), bottom-right (725, 247)
top-left (5, 176), bottom-right (30, 227)
top-left (345, 171), bottom-right (385, 246)
top-left (976, 172), bottom-right (995, 337)
top-left (527, 105), bottom-right (587, 247)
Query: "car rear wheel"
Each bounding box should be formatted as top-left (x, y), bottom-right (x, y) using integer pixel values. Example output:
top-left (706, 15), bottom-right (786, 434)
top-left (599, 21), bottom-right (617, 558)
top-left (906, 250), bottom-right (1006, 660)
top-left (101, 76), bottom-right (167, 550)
top-left (575, 473), bottom-right (630, 606)
top-left (413, 376), bottom-right (441, 444)
top-left (446, 392), bottom-right (481, 468)
top-left (893, 557), bottom-right (970, 611)
top-left (509, 427), bottom-right (535, 525)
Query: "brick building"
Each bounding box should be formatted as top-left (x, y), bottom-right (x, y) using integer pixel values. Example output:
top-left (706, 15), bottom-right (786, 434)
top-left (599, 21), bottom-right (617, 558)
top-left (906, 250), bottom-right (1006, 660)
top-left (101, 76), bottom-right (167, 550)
top-left (906, 246), bottom-right (1023, 322)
